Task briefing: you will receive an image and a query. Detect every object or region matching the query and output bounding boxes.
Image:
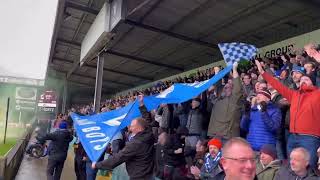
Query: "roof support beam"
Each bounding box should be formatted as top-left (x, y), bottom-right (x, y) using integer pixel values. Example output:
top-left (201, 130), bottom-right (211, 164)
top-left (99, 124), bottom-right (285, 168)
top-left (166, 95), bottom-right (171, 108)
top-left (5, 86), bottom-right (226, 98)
top-left (53, 57), bottom-right (153, 81)
top-left (106, 49), bottom-right (184, 71)
top-left (53, 57), bottom-right (74, 63)
top-left (72, 72), bottom-right (133, 87)
top-left (127, 0), bottom-right (160, 17)
top-left (65, 1), bottom-right (99, 15)
top-left (85, 63), bottom-right (153, 81)
top-left (197, 0), bottom-right (277, 40)
top-left (123, 19), bottom-right (218, 49)
top-left (68, 79), bottom-right (95, 87)
top-left (56, 34), bottom-right (192, 72)
top-left (57, 38), bottom-right (81, 47)
top-left (68, 80), bottom-right (115, 94)
top-left (50, 61), bottom-right (116, 94)
top-left (51, 61), bottom-right (133, 87)
top-left (229, 10), bottom-right (311, 43)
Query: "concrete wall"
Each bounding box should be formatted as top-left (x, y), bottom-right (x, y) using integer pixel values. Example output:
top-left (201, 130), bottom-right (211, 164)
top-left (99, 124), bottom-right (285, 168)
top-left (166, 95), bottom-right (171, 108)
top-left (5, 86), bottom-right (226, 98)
top-left (0, 127), bottom-right (32, 180)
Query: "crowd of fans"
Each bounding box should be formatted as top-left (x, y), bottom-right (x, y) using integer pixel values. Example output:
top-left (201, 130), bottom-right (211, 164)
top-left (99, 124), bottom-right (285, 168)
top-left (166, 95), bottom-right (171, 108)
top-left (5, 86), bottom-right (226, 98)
top-left (48, 43), bottom-right (320, 180)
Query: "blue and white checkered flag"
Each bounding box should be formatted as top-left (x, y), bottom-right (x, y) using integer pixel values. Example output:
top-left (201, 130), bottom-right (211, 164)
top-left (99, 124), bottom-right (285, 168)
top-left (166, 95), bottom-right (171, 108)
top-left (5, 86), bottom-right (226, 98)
top-left (218, 42), bottom-right (258, 66)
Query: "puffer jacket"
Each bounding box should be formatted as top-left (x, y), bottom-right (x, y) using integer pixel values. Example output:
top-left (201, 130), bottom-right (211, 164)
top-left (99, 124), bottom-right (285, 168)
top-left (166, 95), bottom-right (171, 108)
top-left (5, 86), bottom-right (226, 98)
top-left (241, 102), bottom-right (281, 151)
top-left (207, 77), bottom-right (243, 138)
top-left (256, 160), bottom-right (281, 180)
top-left (262, 72), bottom-right (320, 137)
top-left (157, 105), bottom-right (173, 129)
top-left (186, 107), bottom-right (205, 135)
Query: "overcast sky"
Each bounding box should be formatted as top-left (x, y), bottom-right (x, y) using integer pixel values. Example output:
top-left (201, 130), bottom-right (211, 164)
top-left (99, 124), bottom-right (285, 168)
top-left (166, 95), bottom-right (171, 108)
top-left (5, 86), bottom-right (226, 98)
top-left (0, 0), bottom-right (58, 80)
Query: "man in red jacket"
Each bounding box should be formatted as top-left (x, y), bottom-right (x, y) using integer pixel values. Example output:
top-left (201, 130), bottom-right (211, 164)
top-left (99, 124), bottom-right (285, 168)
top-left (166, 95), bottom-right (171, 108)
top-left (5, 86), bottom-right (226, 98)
top-left (255, 60), bottom-right (320, 169)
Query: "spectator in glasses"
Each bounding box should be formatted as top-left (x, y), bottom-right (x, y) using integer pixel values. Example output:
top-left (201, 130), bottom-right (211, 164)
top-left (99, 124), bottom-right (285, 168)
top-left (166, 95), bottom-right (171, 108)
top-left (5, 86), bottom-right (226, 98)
top-left (218, 137), bottom-right (257, 180)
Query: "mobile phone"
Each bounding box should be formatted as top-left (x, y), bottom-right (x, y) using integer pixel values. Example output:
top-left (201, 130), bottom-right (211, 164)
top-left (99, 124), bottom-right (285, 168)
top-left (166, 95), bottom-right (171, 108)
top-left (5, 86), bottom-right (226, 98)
top-left (257, 104), bottom-right (262, 111)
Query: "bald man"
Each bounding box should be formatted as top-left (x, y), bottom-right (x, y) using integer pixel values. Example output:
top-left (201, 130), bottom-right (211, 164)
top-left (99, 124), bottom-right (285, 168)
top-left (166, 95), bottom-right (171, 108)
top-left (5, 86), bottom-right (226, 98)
top-left (92, 118), bottom-right (155, 180)
top-left (218, 137), bottom-right (257, 180)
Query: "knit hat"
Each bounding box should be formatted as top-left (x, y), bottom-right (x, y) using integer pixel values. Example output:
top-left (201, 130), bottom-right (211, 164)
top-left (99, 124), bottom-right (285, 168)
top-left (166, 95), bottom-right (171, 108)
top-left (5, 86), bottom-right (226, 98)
top-left (291, 65), bottom-right (305, 76)
top-left (260, 144), bottom-right (277, 160)
top-left (59, 121), bottom-right (68, 129)
top-left (257, 89), bottom-right (271, 100)
top-left (208, 138), bottom-right (222, 150)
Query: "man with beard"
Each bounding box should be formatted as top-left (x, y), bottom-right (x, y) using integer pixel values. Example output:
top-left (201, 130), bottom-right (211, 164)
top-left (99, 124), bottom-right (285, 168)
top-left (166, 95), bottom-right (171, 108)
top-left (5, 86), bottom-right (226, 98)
top-left (256, 60), bottom-right (320, 169)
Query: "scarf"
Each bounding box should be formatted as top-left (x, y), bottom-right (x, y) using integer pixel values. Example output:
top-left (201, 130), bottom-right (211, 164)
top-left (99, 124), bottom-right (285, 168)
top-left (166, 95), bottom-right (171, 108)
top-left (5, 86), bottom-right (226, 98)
top-left (204, 151), bottom-right (221, 173)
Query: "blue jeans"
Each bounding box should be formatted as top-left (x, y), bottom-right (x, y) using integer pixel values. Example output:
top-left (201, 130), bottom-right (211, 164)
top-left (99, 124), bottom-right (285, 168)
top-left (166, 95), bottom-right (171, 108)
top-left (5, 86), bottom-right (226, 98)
top-left (86, 161), bottom-right (97, 180)
top-left (287, 134), bottom-right (320, 168)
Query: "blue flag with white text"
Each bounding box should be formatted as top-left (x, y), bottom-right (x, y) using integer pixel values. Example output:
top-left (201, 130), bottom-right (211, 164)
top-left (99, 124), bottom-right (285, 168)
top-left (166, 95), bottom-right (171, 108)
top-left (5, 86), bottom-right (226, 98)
top-left (72, 43), bottom-right (257, 162)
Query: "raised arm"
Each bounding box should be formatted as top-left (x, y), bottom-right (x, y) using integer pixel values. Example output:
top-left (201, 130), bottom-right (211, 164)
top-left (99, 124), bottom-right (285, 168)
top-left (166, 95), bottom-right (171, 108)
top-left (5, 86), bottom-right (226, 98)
top-left (255, 60), bottom-right (294, 102)
top-left (231, 62), bottom-right (242, 101)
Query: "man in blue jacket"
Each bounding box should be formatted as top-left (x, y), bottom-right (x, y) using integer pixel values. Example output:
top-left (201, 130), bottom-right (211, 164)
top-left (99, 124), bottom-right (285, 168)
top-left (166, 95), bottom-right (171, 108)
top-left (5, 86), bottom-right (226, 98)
top-left (241, 88), bottom-right (282, 151)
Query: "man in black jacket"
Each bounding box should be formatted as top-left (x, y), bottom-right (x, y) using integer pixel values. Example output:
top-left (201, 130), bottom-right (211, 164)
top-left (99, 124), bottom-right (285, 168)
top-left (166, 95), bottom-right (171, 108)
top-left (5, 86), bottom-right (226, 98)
top-left (92, 117), bottom-right (155, 180)
top-left (37, 121), bottom-right (73, 180)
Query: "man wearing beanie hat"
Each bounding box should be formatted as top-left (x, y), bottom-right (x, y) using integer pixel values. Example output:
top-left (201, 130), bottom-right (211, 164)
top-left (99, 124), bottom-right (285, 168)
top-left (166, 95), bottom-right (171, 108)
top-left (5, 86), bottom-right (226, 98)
top-left (289, 65), bottom-right (305, 90)
top-left (256, 60), bottom-right (320, 169)
top-left (190, 138), bottom-right (223, 179)
top-left (303, 61), bottom-right (317, 85)
top-left (256, 144), bottom-right (281, 180)
top-left (241, 87), bottom-right (281, 151)
top-left (37, 120), bottom-right (73, 180)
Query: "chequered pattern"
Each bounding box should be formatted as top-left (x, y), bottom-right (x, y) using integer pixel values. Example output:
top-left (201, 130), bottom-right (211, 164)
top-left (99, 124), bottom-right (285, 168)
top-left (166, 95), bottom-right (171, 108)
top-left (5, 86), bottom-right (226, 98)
top-left (218, 42), bottom-right (258, 65)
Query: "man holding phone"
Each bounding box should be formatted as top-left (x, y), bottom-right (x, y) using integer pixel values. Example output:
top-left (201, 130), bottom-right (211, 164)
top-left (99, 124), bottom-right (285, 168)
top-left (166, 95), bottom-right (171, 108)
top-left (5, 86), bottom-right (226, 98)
top-left (240, 88), bottom-right (282, 151)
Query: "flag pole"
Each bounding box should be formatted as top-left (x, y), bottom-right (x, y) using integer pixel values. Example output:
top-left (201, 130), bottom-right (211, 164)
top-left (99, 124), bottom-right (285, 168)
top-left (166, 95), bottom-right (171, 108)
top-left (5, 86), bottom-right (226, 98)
top-left (3, 97), bottom-right (10, 144)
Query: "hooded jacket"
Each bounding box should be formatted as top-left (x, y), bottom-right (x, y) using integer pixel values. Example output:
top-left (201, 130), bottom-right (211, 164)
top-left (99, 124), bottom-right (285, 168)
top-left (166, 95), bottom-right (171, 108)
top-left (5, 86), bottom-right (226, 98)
top-left (96, 129), bottom-right (155, 180)
top-left (262, 72), bottom-right (320, 137)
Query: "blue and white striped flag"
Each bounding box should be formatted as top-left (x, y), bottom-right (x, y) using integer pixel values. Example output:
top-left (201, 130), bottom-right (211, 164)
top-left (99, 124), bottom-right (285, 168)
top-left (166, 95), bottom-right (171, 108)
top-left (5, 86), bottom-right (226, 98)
top-left (218, 42), bottom-right (258, 65)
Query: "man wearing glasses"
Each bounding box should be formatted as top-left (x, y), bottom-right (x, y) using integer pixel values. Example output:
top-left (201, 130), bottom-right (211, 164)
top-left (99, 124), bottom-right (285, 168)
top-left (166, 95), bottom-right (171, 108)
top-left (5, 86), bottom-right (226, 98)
top-left (218, 137), bottom-right (257, 180)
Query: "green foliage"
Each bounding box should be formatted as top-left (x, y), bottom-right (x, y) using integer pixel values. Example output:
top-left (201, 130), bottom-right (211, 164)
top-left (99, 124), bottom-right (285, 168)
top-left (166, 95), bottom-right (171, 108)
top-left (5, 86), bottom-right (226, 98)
top-left (237, 59), bottom-right (252, 73)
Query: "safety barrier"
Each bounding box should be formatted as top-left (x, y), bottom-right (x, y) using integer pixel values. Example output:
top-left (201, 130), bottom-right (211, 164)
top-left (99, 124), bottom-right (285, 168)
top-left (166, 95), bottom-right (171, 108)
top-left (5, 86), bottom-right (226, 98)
top-left (0, 127), bottom-right (33, 180)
